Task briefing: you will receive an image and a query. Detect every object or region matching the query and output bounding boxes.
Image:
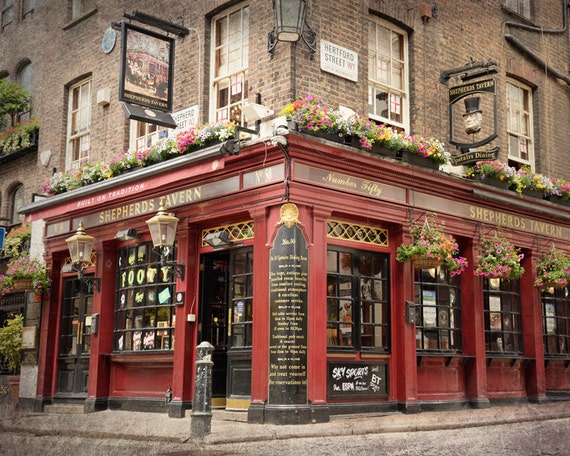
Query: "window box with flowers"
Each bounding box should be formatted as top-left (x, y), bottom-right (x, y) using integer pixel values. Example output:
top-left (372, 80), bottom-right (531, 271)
top-left (474, 230), bottom-right (524, 280)
top-left (534, 244), bottom-right (570, 290)
top-left (465, 160), bottom-right (517, 190)
top-left (396, 213), bottom-right (468, 276)
top-left (512, 168), bottom-right (553, 199)
top-left (546, 178), bottom-right (570, 206)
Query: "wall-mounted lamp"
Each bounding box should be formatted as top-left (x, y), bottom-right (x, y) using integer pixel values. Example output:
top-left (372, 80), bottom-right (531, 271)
top-left (204, 231), bottom-right (231, 248)
top-left (268, 0), bottom-right (317, 59)
top-left (65, 221), bottom-right (101, 291)
top-left (145, 198), bottom-right (185, 280)
top-left (115, 228), bottom-right (138, 241)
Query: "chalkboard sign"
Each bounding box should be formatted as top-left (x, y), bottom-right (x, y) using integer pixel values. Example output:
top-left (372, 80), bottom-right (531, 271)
top-left (327, 361), bottom-right (388, 399)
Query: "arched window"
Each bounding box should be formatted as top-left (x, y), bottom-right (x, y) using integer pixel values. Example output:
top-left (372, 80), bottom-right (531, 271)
top-left (11, 185), bottom-right (24, 225)
top-left (17, 61), bottom-right (32, 123)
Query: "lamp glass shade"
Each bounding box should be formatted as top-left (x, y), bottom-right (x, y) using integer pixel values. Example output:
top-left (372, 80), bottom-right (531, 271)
top-left (274, 0), bottom-right (306, 42)
top-left (66, 222), bottom-right (95, 264)
top-left (146, 202), bottom-right (179, 248)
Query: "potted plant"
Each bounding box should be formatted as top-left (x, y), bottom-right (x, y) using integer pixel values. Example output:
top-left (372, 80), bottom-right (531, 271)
top-left (280, 94), bottom-right (337, 134)
top-left (0, 313), bottom-right (23, 407)
top-left (474, 229), bottom-right (525, 280)
top-left (396, 213), bottom-right (468, 276)
top-left (534, 244), bottom-right (570, 290)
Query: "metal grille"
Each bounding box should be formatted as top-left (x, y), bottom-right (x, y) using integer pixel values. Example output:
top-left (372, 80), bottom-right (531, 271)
top-left (327, 219), bottom-right (389, 246)
top-left (202, 221), bottom-right (254, 247)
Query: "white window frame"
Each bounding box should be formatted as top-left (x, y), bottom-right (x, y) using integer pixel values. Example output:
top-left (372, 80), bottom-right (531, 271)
top-left (210, 2), bottom-right (249, 125)
top-left (128, 120), bottom-right (170, 153)
top-left (66, 79), bottom-right (91, 170)
top-left (368, 17), bottom-right (409, 132)
top-left (506, 79), bottom-right (534, 170)
top-left (503, 0), bottom-right (531, 20)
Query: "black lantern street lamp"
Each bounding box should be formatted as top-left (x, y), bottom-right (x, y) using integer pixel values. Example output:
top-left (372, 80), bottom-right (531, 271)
top-left (145, 198), bottom-right (185, 280)
top-left (65, 221), bottom-right (101, 291)
top-left (268, 0), bottom-right (317, 59)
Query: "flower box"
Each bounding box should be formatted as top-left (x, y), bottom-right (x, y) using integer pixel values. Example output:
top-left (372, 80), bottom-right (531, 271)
top-left (400, 149), bottom-right (439, 170)
top-left (11, 278), bottom-right (33, 292)
top-left (475, 175), bottom-right (510, 190)
top-left (368, 143), bottom-right (398, 158)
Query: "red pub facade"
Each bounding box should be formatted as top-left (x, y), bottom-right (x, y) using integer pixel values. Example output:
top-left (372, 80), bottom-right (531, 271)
top-left (21, 131), bottom-right (570, 424)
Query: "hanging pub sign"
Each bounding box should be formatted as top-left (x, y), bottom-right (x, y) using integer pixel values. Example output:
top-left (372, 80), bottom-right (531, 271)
top-left (448, 78), bottom-right (499, 163)
top-left (118, 21), bottom-right (177, 128)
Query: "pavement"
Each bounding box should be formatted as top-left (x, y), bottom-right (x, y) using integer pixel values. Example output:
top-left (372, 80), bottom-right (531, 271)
top-left (0, 400), bottom-right (569, 447)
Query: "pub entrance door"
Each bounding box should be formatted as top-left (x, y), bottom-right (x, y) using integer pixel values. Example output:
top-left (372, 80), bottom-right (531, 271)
top-left (199, 253), bottom-right (230, 407)
top-left (55, 277), bottom-right (94, 400)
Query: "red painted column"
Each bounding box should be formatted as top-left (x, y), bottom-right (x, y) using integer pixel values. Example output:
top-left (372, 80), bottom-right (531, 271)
top-left (462, 238), bottom-right (490, 407)
top-left (392, 225), bottom-right (420, 413)
top-left (169, 223), bottom-right (199, 417)
top-left (85, 241), bottom-right (116, 412)
top-left (520, 251), bottom-right (547, 402)
top-left (307, 206), bottom-right (331, 420)
top-left (247, 205), bottom-right (271, 422)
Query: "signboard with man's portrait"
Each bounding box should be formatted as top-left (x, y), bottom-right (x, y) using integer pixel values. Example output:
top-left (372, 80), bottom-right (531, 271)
top-left (119, 22), bottom-right (175, 112)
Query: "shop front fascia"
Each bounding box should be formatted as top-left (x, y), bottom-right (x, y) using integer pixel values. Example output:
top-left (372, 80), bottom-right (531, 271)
top-left (21, 134), bottom-right (570, 421)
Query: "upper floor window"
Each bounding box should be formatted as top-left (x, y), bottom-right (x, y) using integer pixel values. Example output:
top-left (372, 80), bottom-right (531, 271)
top-left (368, 17), bottom-right (409, 131)
top-left (129, 120), bottom-right (169, 152)
top-left (71, 0), bottom-right (95, 21)
top-left (484, 278), bottom-right (523, 354)
top-left (503, 0), bottom-right (531, 20)
top-left (16, 62), bottom-right (32, 123)
top-left (327, 247), bottom-right (390, 353)
top-left (415, 266), bottom-right (462, 352)
top-left (1, 0), bottom-right (14, 31)
top-left (506, 79), bottom-right (534, 170)
top-left (11, 184), bottom-right (24, 224)
top-left (22, 0), bottom-right (35, 18)
top-left (66, 79), bottom-right (91, 169)
top-left (211, 3), bottom-right (249, 124)
top-left (542, 287), bottom-right (570, 357)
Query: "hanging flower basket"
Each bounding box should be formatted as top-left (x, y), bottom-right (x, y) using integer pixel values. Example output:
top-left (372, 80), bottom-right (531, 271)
top-left (396, 213), bottom-right (468, 276)
top-left (474, 229), bottom-right (524, 280)
top-left (534, 244), bottom-right (570, 290)
top-left (410, 254), bottom-right (442, 270)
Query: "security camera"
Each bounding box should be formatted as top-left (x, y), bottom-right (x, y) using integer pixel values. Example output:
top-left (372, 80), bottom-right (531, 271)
top-left (271, 135), bottom-right (288, 147)
top-left (243, 103), bottom-right (274, 122)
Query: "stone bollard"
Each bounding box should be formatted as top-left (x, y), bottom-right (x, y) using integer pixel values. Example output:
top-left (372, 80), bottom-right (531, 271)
top-left (190, 341), bottom-right (215, 438)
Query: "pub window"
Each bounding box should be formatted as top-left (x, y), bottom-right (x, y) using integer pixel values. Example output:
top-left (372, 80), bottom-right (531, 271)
top-left (542, 287), bottom-right (570, 357)
top-left (506, 79), bottom-right (534, 170)
top-left (211, 3), bottom-right (249, 124)
top-left (503, 0), bottom-right (531, 20)
top-left (229, 248), bottom-right (253, 348)
top-left (415, 266), bottom-right (462, 352)
top-left (114, 242), bottom-right (177, 352)
top-left (66, 78), bottom-right (91, 169)
top-left (368, 16), bottom-right (409, 131)
top-left (1, 0), bottom-right (14, 31)
top-left (484, 278), bottom-right (523, 354)
top-left (327, 247), bottom-right (390, 353)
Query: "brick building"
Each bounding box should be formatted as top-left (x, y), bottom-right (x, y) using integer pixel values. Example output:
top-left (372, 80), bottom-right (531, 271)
top-left (1, 1), bottom-right (569, 424)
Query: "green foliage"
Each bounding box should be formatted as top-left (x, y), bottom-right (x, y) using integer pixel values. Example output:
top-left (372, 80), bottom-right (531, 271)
top-left (0, 79), bottom-right (30, 128)
top-left (0, 314), bottom-right (23, 373)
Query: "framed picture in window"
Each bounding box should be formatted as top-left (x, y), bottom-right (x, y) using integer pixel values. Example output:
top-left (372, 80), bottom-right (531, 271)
top-left (119, 22), bottom-right (175, 112)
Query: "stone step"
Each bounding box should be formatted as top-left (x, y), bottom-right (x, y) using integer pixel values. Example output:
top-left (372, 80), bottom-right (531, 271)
top-left (44, 403), bottom-right (85, 415)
